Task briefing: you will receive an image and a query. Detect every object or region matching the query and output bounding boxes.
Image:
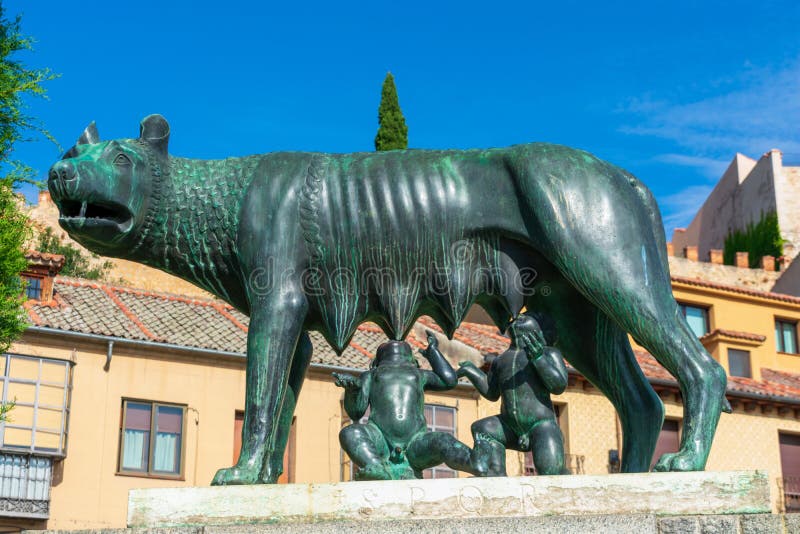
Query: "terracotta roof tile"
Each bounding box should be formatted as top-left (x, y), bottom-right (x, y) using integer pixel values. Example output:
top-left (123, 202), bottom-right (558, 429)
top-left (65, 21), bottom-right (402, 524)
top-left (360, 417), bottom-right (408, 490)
top-left (761, 369), bottom-right (800, 392)
top-left (672, 275), bottom-right (800, 306)
top-left (700, 329), bottom-right (767, 343)
top-left (25, 250), bottom-right (65, 264)
top-left (29, 280), bottom-right (151, 340)
top-left (24, 276), bottom-right (800, 405)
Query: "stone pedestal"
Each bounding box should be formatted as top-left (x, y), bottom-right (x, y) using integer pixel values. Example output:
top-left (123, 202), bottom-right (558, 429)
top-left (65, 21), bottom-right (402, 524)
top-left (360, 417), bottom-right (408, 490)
top-left (125, 471), bottom-right (769, 533)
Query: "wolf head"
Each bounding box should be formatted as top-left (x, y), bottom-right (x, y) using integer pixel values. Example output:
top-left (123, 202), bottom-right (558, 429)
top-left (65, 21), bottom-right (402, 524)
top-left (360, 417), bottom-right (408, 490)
top-left (48, 115), bottom-right (170, 257)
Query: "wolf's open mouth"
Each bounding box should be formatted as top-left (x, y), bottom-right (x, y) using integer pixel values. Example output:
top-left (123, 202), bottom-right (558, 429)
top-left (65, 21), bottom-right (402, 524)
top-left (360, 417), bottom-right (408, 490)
top-left (59, 200), bottom-right (132, 227)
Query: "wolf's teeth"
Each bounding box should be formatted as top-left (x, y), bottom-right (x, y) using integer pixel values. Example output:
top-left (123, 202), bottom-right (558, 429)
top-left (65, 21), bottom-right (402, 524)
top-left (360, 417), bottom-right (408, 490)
top-left (79, 202), bottom-right (87, 218)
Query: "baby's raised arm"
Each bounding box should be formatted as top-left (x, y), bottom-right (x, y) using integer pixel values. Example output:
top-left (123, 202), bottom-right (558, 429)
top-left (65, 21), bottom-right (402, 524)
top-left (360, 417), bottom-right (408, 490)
top-left (530, 347), bottom-right (568, 394)
top-left (419, 330), bottom-right (458, 391)
top-left (334, 370), bottom-right (372, 421)
top-left (458, 360), bottom-right (500, 401)
top-left (516, 327), bottom-right (568, 394)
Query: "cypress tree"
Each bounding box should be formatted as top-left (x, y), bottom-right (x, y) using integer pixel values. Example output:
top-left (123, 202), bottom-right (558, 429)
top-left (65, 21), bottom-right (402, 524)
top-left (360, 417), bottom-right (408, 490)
top-left (374, 72), bottom-right (408, 151)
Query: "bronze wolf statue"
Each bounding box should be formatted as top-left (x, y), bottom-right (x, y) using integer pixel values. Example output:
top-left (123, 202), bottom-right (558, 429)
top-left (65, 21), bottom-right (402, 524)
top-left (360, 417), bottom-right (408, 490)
top-left (48, 114), bottom-right (728, 484)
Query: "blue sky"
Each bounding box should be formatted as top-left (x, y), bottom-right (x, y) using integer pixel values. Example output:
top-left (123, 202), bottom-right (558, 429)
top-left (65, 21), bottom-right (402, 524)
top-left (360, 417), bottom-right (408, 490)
top-left (8, 0), bottom-right (800, 235)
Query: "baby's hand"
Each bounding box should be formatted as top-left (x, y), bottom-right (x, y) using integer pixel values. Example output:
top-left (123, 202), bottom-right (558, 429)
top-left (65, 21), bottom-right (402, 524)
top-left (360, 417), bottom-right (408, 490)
top-left (418, 330), bottom-right (440, 360)
top-left (332, 372), bottom-right (360, 390)
top-left (520, 329), bottom-right (546, 360)
top-left (425, 330), bottom-right (439, 349)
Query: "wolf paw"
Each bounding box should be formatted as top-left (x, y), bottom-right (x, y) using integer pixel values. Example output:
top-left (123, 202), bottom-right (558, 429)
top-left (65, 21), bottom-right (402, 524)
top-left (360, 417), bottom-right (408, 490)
top-left (211, 465), bottom-right (261, 485)
top-left (652, 450), bottom-right (704, 472)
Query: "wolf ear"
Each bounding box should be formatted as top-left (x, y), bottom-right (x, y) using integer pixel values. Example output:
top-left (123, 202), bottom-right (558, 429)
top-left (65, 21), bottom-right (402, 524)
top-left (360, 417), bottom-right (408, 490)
top-left (77, 121), bottom-right (99, 145)
top-left (139, 114), bottom-right (170, 157)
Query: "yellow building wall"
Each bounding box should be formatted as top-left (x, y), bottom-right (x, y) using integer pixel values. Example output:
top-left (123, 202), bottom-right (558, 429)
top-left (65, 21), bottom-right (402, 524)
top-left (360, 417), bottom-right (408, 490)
top-left (657, 395), bottom-right (800, 513)
top-left (7, 278), bottom-right (800, 528)
top-left (7, 334), bottom-right (489, 529)
top-left (671, 283), bottom-right (800, 379)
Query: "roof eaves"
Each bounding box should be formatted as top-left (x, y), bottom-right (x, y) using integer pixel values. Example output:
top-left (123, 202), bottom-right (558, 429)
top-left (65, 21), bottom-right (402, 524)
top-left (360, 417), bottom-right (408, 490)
top-left (671, 275), bottom-right (800, 306)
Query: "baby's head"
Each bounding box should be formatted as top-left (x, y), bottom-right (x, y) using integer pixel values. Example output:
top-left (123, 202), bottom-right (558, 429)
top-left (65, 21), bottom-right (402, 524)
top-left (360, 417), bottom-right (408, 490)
top-left (372, 341), bottom-right (418, 368)
top-left (508, 311), bottom-right (557, 345)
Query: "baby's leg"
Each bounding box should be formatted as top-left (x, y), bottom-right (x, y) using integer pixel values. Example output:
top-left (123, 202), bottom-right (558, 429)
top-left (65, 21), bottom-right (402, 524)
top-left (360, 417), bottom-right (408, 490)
top-left (471, 416), bottom-right (516, 476)
top-left (339, 422), bottom-right (391, 480)
top-left (406, 431), bottom-right (472, 474)
top-left (528, 419), bottom-right (567, 475)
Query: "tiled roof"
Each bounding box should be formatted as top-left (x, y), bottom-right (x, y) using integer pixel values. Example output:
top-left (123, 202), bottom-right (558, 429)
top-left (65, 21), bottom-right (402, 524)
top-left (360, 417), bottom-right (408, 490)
top-left (672, 275), bottom-right (800, 306)
top-left (761, 369), bottom-right (800, 392)
top-left (701, 329), bottom-right (767, 343)
top-left (23, 277), bottom-right (800, 405)
top-left (24, 250), bottom-right (65, 270)
top-left (25, 250), bottom-right (65, 263)
top-left (634, 351), bottom-right (800, 401)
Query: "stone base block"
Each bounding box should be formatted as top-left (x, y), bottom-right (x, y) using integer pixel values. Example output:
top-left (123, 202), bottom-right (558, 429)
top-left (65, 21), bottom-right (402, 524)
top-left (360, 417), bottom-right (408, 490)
top-left (127, 470), bottom-right (768, 529)
top-left (23, 514), bottom-right (796, 534)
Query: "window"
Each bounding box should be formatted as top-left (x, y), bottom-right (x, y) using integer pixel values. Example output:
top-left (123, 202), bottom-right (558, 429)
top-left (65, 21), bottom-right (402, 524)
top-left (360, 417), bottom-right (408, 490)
top-left (728, 349), bottom-right (752, 378)
top-left (22, 276), bottom-right (42, 301)
top-left (678, 303), bottom-right (709, 337)
top-left (0, 354), bottom-right (72, 456)
top-left (423, 404), bottom-right (457, 479)
top-left (119, 400), bottom-right (185, 478)
top-left (780, 432), bottom-right (800, 511)
top-left (235, 411), bottom-right (294, 483)
top-left (776, 320), bottom-right (798, 354)
top-left (650, 419), bottom-right (680, 471)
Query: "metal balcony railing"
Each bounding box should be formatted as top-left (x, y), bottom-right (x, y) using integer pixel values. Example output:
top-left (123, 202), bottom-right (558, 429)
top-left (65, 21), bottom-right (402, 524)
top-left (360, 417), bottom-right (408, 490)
top-left (782, 476), bottom-right (800, 513)
top-left (568, 454), bottom-right (585, 475)
top-left (0, 451), bottom-right (52, 519)
top-left (523, 453), bottom-right (586, 475)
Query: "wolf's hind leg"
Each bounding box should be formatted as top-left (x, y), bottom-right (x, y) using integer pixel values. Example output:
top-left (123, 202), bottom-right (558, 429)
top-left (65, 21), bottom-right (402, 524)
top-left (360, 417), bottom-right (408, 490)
top-left (525, 285), bottom-right (663, 473)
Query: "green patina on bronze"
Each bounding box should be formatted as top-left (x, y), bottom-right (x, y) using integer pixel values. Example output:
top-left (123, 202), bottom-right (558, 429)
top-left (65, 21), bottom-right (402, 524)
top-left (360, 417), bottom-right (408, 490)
top-left (459, 312), bottom-right (569, 477)
top-left (49, 114), bottom-right (729, 485)
top-left (335, 336), bottom-right (476, 480)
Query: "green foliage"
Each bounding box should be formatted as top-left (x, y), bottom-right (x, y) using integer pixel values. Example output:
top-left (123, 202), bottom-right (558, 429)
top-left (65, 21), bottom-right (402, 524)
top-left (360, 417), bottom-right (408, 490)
top-left (0, 5), bottom-right (56, 353)
top-left (0, 177), bottom-right (29, 353)
top-left (723, 212), bottom-right (783, 268)
top-left (0, 3), bottom-right (58, 187)
top-left (374, 72), bottom-right (408, 151)
top-left (37, 227), bottom-right (112, 280)
top-left (0, 397), bottom-right (15, 422)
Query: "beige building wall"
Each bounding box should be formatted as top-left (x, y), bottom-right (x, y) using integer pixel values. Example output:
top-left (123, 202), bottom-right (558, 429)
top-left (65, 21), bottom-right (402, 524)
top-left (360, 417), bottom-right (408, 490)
top-left (706, 402), bottom-right (800, 513)
top-left (774, 259), bottom-right (800, 297)
top-left (8, 269), bottom-right (800, 528)
top-left (671, 150), bottom-right (800, 262)
top-left (672, 153), bottom-right (757, 258)
top-left (9, 334), bottom-right (249, 530)
top-left (26, 192), bottom-right (212, 299)
top-left (6, 332), bottom-right (488, 530)
top-left (8, 324), bottom-right (800, 529)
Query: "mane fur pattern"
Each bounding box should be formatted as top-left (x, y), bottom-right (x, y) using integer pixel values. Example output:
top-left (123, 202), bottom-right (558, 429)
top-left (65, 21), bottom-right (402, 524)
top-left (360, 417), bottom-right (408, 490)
top-left (136, 154), bottom-right (260, 302)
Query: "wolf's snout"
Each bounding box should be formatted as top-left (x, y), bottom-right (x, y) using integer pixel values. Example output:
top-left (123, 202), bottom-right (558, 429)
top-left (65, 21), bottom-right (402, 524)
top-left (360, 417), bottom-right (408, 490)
top-left (49, 160), bottom-right (76, 184)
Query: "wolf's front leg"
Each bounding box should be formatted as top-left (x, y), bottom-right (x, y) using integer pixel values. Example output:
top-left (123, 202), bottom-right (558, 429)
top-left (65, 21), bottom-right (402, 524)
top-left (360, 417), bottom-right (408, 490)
top-left (212, 291), bottom-right (308, 485)
top-left (259, 331), bottom-right (313, 483)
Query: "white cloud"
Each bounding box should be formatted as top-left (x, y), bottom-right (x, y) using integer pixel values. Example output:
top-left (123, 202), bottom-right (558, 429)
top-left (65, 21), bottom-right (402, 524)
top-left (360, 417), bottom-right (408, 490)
top-left (621, 59), bottom-right (800, 158)
top-left (658, 184), bottom-right (714, 231)
top-left (653, 153), bottom-right (729, 180)
top-left (622, 60), bottom-right (800, 231)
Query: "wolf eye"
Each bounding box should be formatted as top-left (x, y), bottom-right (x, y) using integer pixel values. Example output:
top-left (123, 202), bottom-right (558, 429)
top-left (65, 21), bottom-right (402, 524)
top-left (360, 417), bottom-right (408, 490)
top-left (114, 153), bottom-right (132, 166)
